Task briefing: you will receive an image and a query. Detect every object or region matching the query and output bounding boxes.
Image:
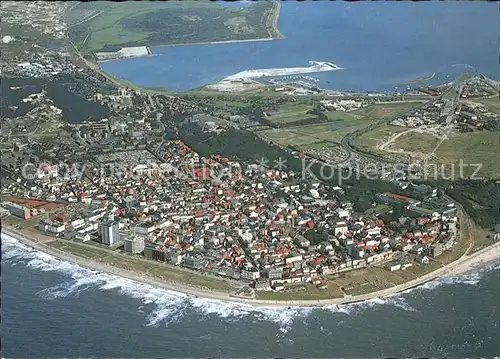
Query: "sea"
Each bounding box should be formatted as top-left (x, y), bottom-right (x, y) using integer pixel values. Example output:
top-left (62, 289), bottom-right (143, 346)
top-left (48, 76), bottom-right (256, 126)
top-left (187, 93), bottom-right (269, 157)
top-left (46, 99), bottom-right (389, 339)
top-left (3, 233), bottom-right (500, 358)
top-left (100, 1), bottom-right (499, 92)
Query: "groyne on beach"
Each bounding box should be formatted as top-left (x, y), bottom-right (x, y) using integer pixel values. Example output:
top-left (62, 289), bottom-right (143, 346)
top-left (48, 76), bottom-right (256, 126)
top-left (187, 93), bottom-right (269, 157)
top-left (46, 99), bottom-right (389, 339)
top-left (3, 226), bottom-right (499, 309)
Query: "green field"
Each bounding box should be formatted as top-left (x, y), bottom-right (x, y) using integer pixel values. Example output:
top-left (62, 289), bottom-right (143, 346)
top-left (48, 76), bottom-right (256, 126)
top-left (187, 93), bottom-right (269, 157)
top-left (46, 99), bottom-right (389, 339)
top-left (351, 102), bottom-right (421, 120)
top-left (257, 284), bottom-right (345, 301)
top-left (258, 110), bottom-right (378, 148)
top-left (357, 124), bottom-right (500, 179)
top-left (266, 103), bottom-right (365, 126)
top-left (390, 131), bottom-right (500, 178)
top-left (355, 125), bottom-right (408, 152)
top-left (258, 122), bottom-right (371, 147)
top-left (69, 1), bottom-right (280, 52)
top-left (478, 97), bottom-right (500, 113)
top-left (266, 103), bottom-right (314, 124)
top-left (299, 121), bottom-right (375, 142)
top-left (256, 127), bottom-right (321, 147)
top-left (326, 110), bottom-right (364, 121)
top-left (434, 131), bottom-right (500, 179)
top-left (392, 131), bottom-right (441, 155)
top-left (327, 265), bottom-right (429, 297)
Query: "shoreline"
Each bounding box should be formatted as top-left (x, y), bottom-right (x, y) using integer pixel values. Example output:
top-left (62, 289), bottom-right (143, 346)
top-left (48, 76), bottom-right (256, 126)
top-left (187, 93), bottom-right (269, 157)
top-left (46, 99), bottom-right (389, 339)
top-left (3, 226), bottom-right (500, 308)
top-left (267, 0), bottom-right (285, 40)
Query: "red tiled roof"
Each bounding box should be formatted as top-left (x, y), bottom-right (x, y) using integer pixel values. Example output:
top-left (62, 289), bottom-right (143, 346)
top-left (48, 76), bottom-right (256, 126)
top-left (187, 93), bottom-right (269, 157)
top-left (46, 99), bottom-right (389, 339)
top-left (3, 196), bottom-right (63, 210)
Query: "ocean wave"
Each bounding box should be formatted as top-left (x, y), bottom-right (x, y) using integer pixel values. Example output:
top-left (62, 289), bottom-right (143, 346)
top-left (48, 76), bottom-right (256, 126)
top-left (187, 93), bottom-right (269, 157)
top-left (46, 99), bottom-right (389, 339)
top-left (2, 233), bottom-right (498, 333)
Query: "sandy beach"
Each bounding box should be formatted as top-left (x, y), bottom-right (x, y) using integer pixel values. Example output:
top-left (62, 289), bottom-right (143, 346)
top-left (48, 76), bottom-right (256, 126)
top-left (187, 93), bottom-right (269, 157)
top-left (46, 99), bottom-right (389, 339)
top-left (3, 226), bottom-right (499, 308)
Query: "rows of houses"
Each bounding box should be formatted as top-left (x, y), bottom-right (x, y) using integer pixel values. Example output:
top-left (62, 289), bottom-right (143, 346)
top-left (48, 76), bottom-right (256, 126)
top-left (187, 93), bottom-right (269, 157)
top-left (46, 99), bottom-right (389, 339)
top-left (2, 137), bottom-right (463, 292)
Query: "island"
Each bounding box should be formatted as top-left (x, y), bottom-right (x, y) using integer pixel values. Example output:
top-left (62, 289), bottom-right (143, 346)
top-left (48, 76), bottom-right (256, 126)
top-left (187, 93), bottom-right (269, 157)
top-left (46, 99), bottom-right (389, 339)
top-left (1, 1), bottom-right (500, 307)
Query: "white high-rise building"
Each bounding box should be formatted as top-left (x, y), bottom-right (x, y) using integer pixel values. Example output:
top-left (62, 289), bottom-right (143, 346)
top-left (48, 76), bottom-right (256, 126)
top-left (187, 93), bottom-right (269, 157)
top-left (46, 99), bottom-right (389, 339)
top-left (98, 221), bottom-right (120, 245)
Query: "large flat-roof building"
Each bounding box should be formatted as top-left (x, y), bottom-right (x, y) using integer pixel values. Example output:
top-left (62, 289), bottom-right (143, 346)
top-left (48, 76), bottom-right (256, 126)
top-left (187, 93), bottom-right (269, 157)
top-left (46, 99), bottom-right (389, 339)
top-left (3, 201), bottom-right (31, 219)
top-left (1, 197), bottom-right (60, 220)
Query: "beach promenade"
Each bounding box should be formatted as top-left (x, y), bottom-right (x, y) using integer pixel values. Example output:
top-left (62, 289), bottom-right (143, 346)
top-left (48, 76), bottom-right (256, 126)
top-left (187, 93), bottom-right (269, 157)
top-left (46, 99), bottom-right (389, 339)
top-left (3, 225), bottom-right (499, 309)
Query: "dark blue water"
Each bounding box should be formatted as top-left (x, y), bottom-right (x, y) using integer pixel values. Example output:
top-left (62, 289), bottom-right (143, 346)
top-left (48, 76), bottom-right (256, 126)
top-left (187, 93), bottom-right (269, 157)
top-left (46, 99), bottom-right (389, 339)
top-left (3, 234), bottom-right (500, 358)
top-left (101, 2), bottom-right (498, 92)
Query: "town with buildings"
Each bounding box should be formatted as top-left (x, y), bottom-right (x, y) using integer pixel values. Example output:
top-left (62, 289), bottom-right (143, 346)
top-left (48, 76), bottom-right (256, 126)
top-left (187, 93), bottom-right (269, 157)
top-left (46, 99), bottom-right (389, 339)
top-left (1, 82), bottom-right (464, 296)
